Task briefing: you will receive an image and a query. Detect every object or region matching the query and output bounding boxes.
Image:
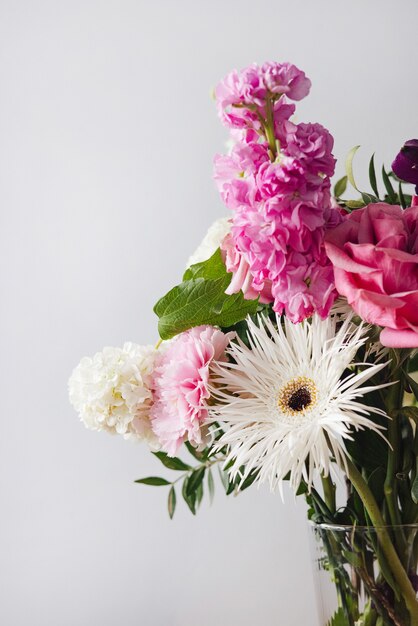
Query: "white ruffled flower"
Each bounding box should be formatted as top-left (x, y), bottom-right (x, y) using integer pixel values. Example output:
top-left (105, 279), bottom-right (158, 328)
top-left (187, 217), bottom-right (231, 267)
top-left (68, 343), bottom-right (159, 448)
top-left (209, 314), bottom-right (388, 492)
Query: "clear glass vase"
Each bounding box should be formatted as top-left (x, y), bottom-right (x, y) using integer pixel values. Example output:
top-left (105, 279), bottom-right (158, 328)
top-left (308, 522), bottom-right (418, 626)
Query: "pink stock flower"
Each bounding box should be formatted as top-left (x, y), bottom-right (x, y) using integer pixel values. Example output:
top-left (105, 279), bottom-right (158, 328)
top-left (270, 252), bottom-right (337, 322)
top-left (285, 123), bottom-right (336, 177)
top-left (325, 202), bottom-right (418, 348)
top-left (150, 326), bottom-right (234, 455)
top-left (261, 61), bottom-right (311, 100)
top-left (213, 142), bottom-right (269, 210)
top-left (221, 232), bottom-right (273, 303)
top-left (215, 61), bottom-right (310, 129)
top-left (213, 60), bottom-right (339, 323)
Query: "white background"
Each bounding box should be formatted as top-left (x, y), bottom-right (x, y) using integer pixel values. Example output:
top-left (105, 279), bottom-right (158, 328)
top-left (1, 1), bottom-right (417, 625)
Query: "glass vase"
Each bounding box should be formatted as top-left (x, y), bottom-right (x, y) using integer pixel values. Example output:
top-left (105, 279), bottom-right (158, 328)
top-left (308, 522), bottom-right (418, 626)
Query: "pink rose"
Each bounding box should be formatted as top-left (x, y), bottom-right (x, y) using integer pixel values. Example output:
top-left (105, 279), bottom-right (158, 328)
top-left (325, 202), bottom-right (418, 347)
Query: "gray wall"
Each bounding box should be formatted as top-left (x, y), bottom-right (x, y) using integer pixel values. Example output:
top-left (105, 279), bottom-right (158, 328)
top-left (1, 1), bottom-right (417, 624)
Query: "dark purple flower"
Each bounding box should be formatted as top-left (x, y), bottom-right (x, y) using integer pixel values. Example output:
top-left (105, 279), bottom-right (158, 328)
top-left (392, 139), bottom-right (418, 192)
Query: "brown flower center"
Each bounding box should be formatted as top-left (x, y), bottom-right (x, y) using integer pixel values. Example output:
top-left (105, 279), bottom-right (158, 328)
top-left (277, 376), bottom-right (318, 416)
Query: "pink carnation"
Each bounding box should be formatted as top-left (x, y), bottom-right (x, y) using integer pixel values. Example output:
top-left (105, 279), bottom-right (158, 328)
top-left (150, 326), bottom-right (234, 456)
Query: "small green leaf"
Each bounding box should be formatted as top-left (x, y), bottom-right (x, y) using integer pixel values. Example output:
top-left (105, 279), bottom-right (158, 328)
top-left (207, 468), bottom-right (215, 504)
top-left (405, 373), bottom-right (418, 402)
top-left (239, 469), bottom-right (260, 491)
top-left (218, 465), bottom-right (229, 492)
top-left (333, 175), bottom-right (348, 199)
top-left (345, 199), bottom-right (365, 210)
top-left (186, 467), bottom-right (206, 497)
top-left (368, 153), bottom-right (379, 198)
top-left (399, 182), bottom-right (407, 209)
top-left (361, 192), bottom-right (379, 205)
top-left (196, 481), bottom-right (204, 507)
top-left (152, 451), bottom-right (191, 472)
top-left (168, 486), bottom-right (176, 519)
top-left (395, 405), bottom-right (418, 422)
top-left (345, 145), bottom-right (361, 191)
top-left (381, 166), bottom-right (397, 204)
top-left (134, 477), bottom-right (171, 486)
top-left (182, 476), bottom-right (196, 515)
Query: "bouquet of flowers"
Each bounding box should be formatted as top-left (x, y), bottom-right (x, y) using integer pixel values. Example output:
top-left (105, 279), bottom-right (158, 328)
top-left (69, 61), bottom-right (418, 626)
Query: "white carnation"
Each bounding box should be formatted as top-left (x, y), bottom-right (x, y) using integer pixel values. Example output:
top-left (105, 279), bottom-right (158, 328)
top-left (68, 342), bottom-right (159, 448)
top-left (187, 217), bottom-right (231, 267)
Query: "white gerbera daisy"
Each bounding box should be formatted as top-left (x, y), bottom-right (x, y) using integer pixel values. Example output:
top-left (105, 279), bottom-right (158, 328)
top-left (209, 314), bottom-right (388, 492)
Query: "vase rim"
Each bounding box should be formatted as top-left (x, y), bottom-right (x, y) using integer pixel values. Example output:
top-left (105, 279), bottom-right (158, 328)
top-left (308, 520), bottom-right (418, 531)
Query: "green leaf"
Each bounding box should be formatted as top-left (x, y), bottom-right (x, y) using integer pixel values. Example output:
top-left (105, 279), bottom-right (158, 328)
top-left (345, 145), bottom-right (361, 191)
top-left (412, 463), bottom-right (418, 504)
top-left (333, 175), bottom-right (348, 199)
top-left (152, 451), bottom-right (191, 471)
top-left (239, 469), bottom-right (260, 491)
top-left (196, 480), bottom-right (204, 507)
top-left (395, 405), bottom-right (418, 422)
top-left (346, 425), bottom-right (388, 471)
top-left (154, 273), bottom-right (258, 340)
top-left (218, 465), bottom-right (229, 492)
top-left (186, 467), bottom-right (206, 497)
top-left (134, 477), bottom-right (171, 486)
top-left (381, 166), bottom-right (397, 203)
top-left (168, 486), bottom-right (176, 519)
top-left (183, 248), bottom-right (227, 281)
top-left (207, 468), bottom-right (215, 504)
top-left (405, 373), bottom-right (418, 402)
top-left (182, 476), bottom-right (196, 515)
top-left (327, 607), bottom-right (349, 626)
top-left (342, 549), bottom-right (362, 568)
top-left (345, 199), bottom-right (365, 210)
top-left (185, 441), bottom-right (205, 461)
top-left (399, 182), bottom-right (407, 209)
top-left (367, 466), bottom-right (386, 504)
top-left (368, 153), bottom-right (379, 198)
top-left (360, 192), bottom-right (379, 205)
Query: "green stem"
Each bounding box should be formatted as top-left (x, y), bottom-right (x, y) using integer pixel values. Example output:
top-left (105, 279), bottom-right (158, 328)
top-left (384, 369), bottom-right (408, 564)
top-left (264, 95), bottom-right (277, 159)
top-left (346, 455), bottom-right (418, 625)
top-left (321, 473), bottom-right (336, 513)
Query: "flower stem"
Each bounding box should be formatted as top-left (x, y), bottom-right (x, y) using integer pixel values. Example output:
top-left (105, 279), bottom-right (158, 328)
top-left (264, 95), bottom-right (277, 160)
top-left (384, 365), bottom-right (408, 564)
top-left (345, 455), bottom-right (418, 625)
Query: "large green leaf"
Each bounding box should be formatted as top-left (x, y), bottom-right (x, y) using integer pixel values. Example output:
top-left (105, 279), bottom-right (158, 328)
top-left (152, 451), bottom-right (191, 471)
top-left (154, 249), bottom-right (259, 339)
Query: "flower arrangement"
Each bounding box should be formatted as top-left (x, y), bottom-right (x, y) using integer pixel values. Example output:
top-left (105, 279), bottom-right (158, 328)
top-left (69, 61), bottom-right (418, 625)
